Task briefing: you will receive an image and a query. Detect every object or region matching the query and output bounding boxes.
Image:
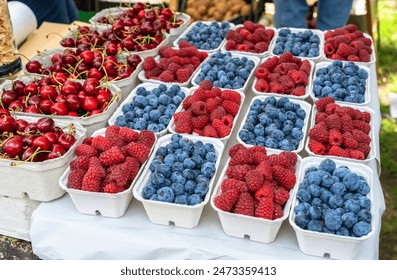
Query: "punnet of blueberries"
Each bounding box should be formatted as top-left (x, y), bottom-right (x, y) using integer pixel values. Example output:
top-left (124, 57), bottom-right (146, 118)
top-left (194, 51), bottom-right (256, 89)
top-left (294, 158), bottom-right (372, 238)
top-left (238, 96), bottom-right (307, 151)
top-left (177, 21), bottom-right (231, 50)
top-left (313, 60), bottom-right (368, 103)
top-left (114, 84), bottom-right (186, 133)
top-left (142, 134), bottom-right (218, 206)
top-left (273, 28), bottom-right (320, 58)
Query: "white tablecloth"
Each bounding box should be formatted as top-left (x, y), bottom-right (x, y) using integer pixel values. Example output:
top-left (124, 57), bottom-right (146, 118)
top-left (29, 59), bottom-right (385, 260)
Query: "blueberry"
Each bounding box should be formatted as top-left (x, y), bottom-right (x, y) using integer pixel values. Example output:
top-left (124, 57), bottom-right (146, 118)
top-left (344, 199), bottom-right (361, 214)
top-left (172, 161), bottom-right (184, 173)
top-left (311, 197), bottom-right (322, 207)
top-left (195, 181), bottom-right (209, 197)
top-left (201, 162), bottom-right (216, 178)
top-left (295, 211), bottom-right (309, 228)
top-left (341, 212), bottom-right (358, 228)
top-left (142, 185), bottom-right (156, 199)
top-left (352, 221), bottom-right (371, 237)
top-left (307, 171), bottom-right (323, 185)
top-left (150, 172), bottom-right (165, 186)
top-left (330, 182), bottom-right (347, 196)
top-left (357, 209), bottom-right (372, 223)
top-left (182, 169), bottom-right (196, 180)
top-left (358, 196), bottom-right (371, 210)
top-left (333, 166), bottom-right (350, 180)
top-left (205, 152), bottom-right (217, 162)
top-left (155, 163), bottom-right (172, 178)
top-left (157, 187), bottom-right (175, 203)
top-left (171, 172), bottom-right (186, 185)
top-left (188, 194), bottom-right (203, 206)
top-left (343, 172), bottom-right (360, 191)
top-left (171, 183), bottom-right (185, 196)
top-left (357, 180), bottom-right (370, 195)
top-left (184, 180), bottom-right (196, 195)
top-left (308, 205), bottom-right (322, 220)
top-left (324, 210), bottom-right (342, 231)
top-left (336, 227), bottom-right (350, 236)
top-left (307, 220), bottom-right (323, 232)
top-left (174, 195), bottom-right (188, 205)
top-left (297, 189), bottom-right (312, 203)
top-left (329, 195), bottom-right (344, 209)
top-left (307, 184), bottom-right (321, 197)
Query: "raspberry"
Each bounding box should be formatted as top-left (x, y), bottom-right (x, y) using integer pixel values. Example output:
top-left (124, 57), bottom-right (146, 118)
top-left (245, 169), bottom-right (264, 192)
top-left (299, 60), bottom-right (311, 75)
top-left (191, 115), bottom-right (209, 129)
top-left (182, 95), bottom-right (200, 110)
top-left (205, 98), bottom-right (218, 112)
top-left (210, 106), bottom-right (226, 122)
top-left (256, 160), bottom-right (273, 181)
top-left (255, 182), bottom-right (274, 200)
top-left (324, 42), bottom-right (335, 56)
top-left (269, 82), bottom-right (284, 94)
top-left (315, 97), bottom-right (335, 112)
top-left (324, 31), bottom-right (334, 40)
top-left (308, 139), bottom-right (327, 155)
top-left (212, 119), bottom-right (231, 138)
top-left (268, 73), bottom-right (281, 82)
top-left (176, 68), bottom-right (191, 83)
top-left (243, 20), bottom-right (257, 33)
top-left (251, 151), bottom-right (267, 166)
top-left (81, 166), bottom-right (102, 192)
top-left (103, 183), bottom-right (124, 194)
top-left (340, 114), bottom-right (354, 133)
top-left (178, 46), bottom-right (199, 57)
top-left (279, 52), bottom-right (294, 63)
top-left (267, 153), bottom-right (291, 168)
top-left (226, 164), bottom-right (255, 181)
top-left (201, 124), bottom-right (217, 137)
top-left (229, 144), bottom-right (247, 158)
top-left (353, 120), bottom-right (371, 134)
top-left (357, 37), bottom-right (372, 46)
top-left (221, 114), bottom-right (234, 128)
top-left (70, 156), bottom-right (90, 171)
top-left (325, 114), bottom-right (342, 130)
top-left (254, 42), bottom-right (269, 53)
top-left (124, 142), bottom-right (150, 164)
top-left (273, 204), bottom-right (284, 219)
top-left (108, 162), bottom-right (132, 188)
top-left (348, 149), bottom-right (365, 160)
top-left (336, 43), bottom-right (359, 58)
top-left (89, 157), bottom-right (106, 178)
top-left (221, 90), bottom-right (241, 104)
top-left (229, 148), bottom-right (253, 166)
top-left (225, 40), bottom-right (236, 50)
top-left (199, 80), bottom-right (213, 90)
top-left (178, 40), bottom-right (192, 49)
top-left (325, 103), bottom-right (338, 115)
top-left (82, 137), bottom-right (93, 145)
top-left (105, 132), bottom-right (125, 148)
top-left (221, 100), bottom-right (240, 116)
top-left (105, 125), bottom-right (120, 136)
top-left (333, 28), bottom-right (349, 36)
top-left (342, 132), bottom-right (358, 149)
top-left (142, 56), bottom-right (156, 71)
top-left (158, 70), bottom-right (174, 83)
top-left (291, 86), bottom-right (306, 96)
top-left (159, 45), bottom-right (177, 57)
top-left (99, 146), bottom-right (125, 166)
top-left (360, 111), bottom-right (372, 123)
top-left (190, 56), bottom-right (202, 68)
top-left (272, 165), bottom-right (296, 190)
top-left (308, 122), bottom-right (329, 143)
top-left (343, 24), bottom-right (358, 33)
top-left (347, 55), bottom-right (360, 62)
top-left (357, 142), bottom-right (371, 157)
top-left (328, 35), bottom-right (353, 49)
top-left (255, 197), bottom-right (274, 220)
top-left (145, 68), bottom-right (162, 79)
top-left (288, 69), bottom-right (308, 86)
top-left (213, 189), bottom-right (240, 212)
top-left (234, 192), bottom-right (255, 216)
top-left (273, 187), bottom-right (290, 205)
top-left (328, 145), bottom-right (350, 158)
top-left (190, 100), bottom-right (207, 116)
top-left (236, 44), bottom-right (249, 52)
top-left (328, 129), bottom-right (343, 146)
top-left (255, 67), bottom-right (269, 79)
top-left (278, 75), bottom-right (295, 92)
top-left (75, 144), bottom-right (98, 157)
top-left (280, 151), bottom-right (298, 166)
top-left (352, 129), bottom-right (371, 144)
top-left (67, 169), bottom-right (85, 190)
top-left (255, 78), bottom-right (270, 92)
top-left (174, 111), bottom-right (192, 133)
top-left (262, 56), bottom-right (279, 71)
top-left (91, 135), bottom-right (112, 152)
top-left (221, 178), bottom-right (248, 193)
top-left (118, 127), bottom-right (139, 143)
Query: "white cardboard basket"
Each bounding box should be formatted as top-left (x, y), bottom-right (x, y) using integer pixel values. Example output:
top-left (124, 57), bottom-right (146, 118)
top-left (252, 56), bottom-right (315, 100)
top-left (168, 86), bottom-right (246, 144)
top-left (59, 127), bottom-right (154, 218)
top-left (289, 156), bottom-right (376, 259)
top-left (309, 61), bottom-right (371, 106)
top-left (0, 75), bottom-right (121, 136)
top-left (305, 103), bottom-right (376, 164)
top-left (108, 82), bottom-right (189, 137)
top-left (190, 51), bottom-right (260, 93)
top-left (236, 95), bottom-right (312, 154)
top-left (211, 149), bottom-right (302, 243)
top-left (0, 116), bottom-right (86, 201)
top-left (133, 134), bottom-right (225, 228)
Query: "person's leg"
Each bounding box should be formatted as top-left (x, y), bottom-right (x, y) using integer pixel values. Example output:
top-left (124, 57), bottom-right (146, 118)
top-left (317, 0), bottom-right (354, 30)
top-left (273, 0), bottom-right (309, 28)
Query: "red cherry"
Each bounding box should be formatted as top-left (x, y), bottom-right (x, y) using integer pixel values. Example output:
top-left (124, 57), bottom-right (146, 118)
top-left (60, 37), bottom-right (75, 48)
top-left (39, 99), bottom-right (53, 114)
top-left (0, 108), bottom-right (11, 116)
top-left (83, 78), bottom-right (100, 96)
top-left (32, 136), bottom-right (52, 151)
top-left (40, 85), bottom-right (58, 101)
top-left (82, 96), bottom-right (98, 111)
top-left (105, 43), bottom-right (118, 56)
top-left (26, 60), bottom-right (43, 74)
top-left (37, 77), bottom-right (52, 87)
top-left (68, 111), bottom-right (79, 117)
top-left (23, 135), bottom-right (36, 146)
top-left (25, 105), bottom-right (41, 114)
top-left (15, 119), bottom-right (28, 132)
top-left (1, 90), bottom-right (18, 107)
top-left (47, 144), bottom-right (66, 159)
top-left (3, 136), bottom-right (24, 158)
top-left (24, 123), bottom-right (39, 135)
top-left (51, 72), bottom-right (67, 85)
top-left (43, 131), bottom-right (58, 145)
top-left (8, 100), bottom-right (25, 112)
top-left (27, 95), bottom-right (43, 106)
top-left (12, 80), bottom-right (26, 96)
top-left (51, 53), bottom-right (63, 64)
top-left (127, 54), bottom-right (141, 67)
top-left (24, 83), bottom-right (39, 96)
top-left (87, 68), bottom-right (104, 80)
top-left (0, 114), bottom-right (17, 132)
top-left (65, 95), bottom-right (82, 112)
top-left (50, 102), bottom-right (69, 115)
top-left (58, 133), bottom-right (76, 150)
top-left (96, 88), bottom-right (111, 105)
top-left (79, 50), bottom-right (95, 65)
top-left (36, 117), bottom-right (55, 133)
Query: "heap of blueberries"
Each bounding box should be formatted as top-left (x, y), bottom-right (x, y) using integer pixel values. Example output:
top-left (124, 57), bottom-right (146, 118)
top-left (141, 134), bottom-right (217, 206)
top-left (313, 60), bottom-right (369, 103)
top-left (114, 84), bottom-right (186, 133)
top-left (194, 51), bottom-right (256, 89)
top-left (272, 28), bottom-right (320, 58)
top-left (177, 21), bottom-right (231, 50)
top-left (294, 158), bottom-right (372, 238)
top-left (238, 96), bottom-right (306, 151)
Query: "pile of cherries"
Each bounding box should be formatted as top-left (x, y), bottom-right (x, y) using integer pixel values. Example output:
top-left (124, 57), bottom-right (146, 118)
top-left (60, 2), bottom-right (184, 52)
top-left (0, 113), bottom-right (77, 162)
top-left (0, 75), bottom-right (116, 117)
top-left (25, 48), bottom-right (141, 83)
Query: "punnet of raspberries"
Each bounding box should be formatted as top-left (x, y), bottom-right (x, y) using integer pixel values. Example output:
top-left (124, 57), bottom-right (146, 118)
top-left (224, 20), bottom-right (275, 54)
top-left (323, 24), bottom-right (373, 62)
top-left (213, 144), bottom-right (298, 220)
top-left (172, 80), bottom-right (242, 139)
top-left (67, 125), bottom-right (155, 194)
top-left (142, 41), bottom-right (208, 84)
top-left (254, 52), bottom-right (311, 96)
top-left (307, 97), bottom-right (372, 160)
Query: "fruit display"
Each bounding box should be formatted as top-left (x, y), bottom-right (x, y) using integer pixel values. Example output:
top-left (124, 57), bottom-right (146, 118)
top-left (253, 52), bottom-right (312, 97)
top-left (140, 42), bottom-right (208, 84)
top-left (193, 51), bottom-right (258, 90)
top-left (185, 0), bottom-right (251, 22)
top-left (272, 28), bottom-right (322, 58)
top-left (223, 21), bottom-right (275, 55)
top-left (0, 75), bottom-right (119, 117)
top-left (0, 114), bottom-right (78, 162)
top-left (324, 24), bottom-right (373, 62)
top-left (110, 83), bottom-right (187, 134)
top-left (171, 80), bottom-right (244, 139)
top-left (140, 134), bottom-right (218, 205)
top-left (238, 96), bottom-right (309, 152)
top-left (66, 125), bottom-right (155, 193)
top-left (307, 97), bottom-right (373, 160)
top-left (24, 48), bottom-right (142, 83)
top-left (312, 60), bottom-right (369, 104)
top-left (174, 21), bottom-right (232, 51)
top-left (292, 158), bottom-right (372, 237)
top-left (213, 144), bottom-right (298, 220)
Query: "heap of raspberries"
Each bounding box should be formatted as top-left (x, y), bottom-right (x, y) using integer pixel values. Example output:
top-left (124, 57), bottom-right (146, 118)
top-left (324, 24), bottom-right (373, 62)
top-left (67, 126), bottom-right (155, 194)
top-left (254, 52), bottom-right (311, 96)
top-left (224, 20), bottom-right (275, 54)
top-left (213, 144), bottom-right (298, 220)
top-left (142, 41), bottom-right (208, 83)
top-left (308, 97), bottom-right (372, 160)
top-left (172, 80), bottom-right (242, 139)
